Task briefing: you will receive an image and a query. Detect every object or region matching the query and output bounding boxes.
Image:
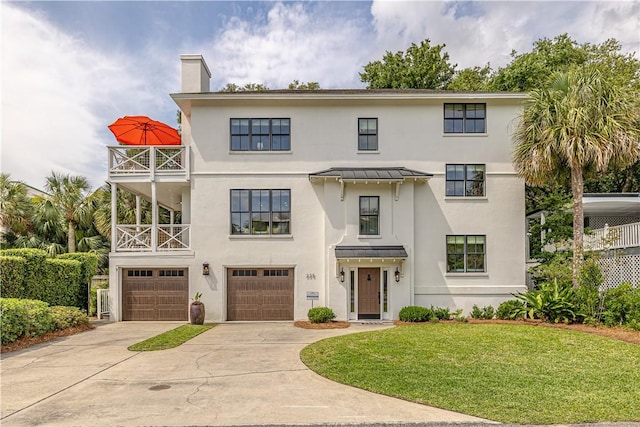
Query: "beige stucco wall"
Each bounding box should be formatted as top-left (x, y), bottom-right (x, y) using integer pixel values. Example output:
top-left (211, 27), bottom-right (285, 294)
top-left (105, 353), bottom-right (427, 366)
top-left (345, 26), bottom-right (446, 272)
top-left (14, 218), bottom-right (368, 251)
top-left (109, 91), bottom-right (527, 321)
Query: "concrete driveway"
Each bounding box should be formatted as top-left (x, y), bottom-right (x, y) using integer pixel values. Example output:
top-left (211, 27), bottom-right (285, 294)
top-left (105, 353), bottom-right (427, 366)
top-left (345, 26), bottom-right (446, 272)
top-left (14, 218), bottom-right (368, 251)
top-left (1, 321), bottom-right (491, 426)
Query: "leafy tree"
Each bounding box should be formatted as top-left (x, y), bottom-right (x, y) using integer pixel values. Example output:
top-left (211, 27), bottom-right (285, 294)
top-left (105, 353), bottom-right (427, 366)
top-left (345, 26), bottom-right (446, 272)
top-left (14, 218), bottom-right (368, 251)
top-left (45, 172), bottom-right (93, 253)
top-left (491, 34), bottom-right (640, 92)
top-left (220, 82), bottom-right (269, 92)
top-left (448, 65), bottom-right (492, 91)
top-left (288, 80), bottom-right (321, 90)
top-left (360, 39), bottom-right (456, 89)
top-left (513, 67), bottom-right (640, 286)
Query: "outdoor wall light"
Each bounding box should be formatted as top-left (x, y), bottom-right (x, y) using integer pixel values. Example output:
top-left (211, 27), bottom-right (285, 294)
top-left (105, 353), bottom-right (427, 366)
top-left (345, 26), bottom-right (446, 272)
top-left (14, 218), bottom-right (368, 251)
top-left (394, 267), bottom-right (401, 283)
top-left (339, 268), bottom-right (345, 283)
top-left (202, 262), bottom-right (210, 276)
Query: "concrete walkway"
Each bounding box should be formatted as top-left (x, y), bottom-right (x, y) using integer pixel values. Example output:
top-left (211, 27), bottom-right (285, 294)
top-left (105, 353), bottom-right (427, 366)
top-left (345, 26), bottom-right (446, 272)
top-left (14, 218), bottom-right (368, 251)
top-left (1, 321), bottom-right (491, 426)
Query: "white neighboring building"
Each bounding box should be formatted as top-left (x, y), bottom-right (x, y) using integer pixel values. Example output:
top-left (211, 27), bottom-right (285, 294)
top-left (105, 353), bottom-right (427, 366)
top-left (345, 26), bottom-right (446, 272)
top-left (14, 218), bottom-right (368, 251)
top-left (107, 55), bottom-right (527, 322)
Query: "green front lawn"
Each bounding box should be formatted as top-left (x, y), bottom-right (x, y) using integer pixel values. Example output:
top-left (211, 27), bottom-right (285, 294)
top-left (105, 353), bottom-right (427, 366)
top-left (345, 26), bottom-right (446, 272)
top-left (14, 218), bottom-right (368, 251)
top-left (128, 324), bottom-right (215, 351)
top-left (300, 323), bottom-right (640, 424)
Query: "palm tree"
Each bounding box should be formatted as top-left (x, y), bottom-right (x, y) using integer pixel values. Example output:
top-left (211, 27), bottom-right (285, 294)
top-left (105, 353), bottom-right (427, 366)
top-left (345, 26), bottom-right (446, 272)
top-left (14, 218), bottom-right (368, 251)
top-left (0, 174), bottom-right (34, 241)
top-left (45, 172), bottom-right (93, 253)
top-left (513, 67), bottom-right (640, 286)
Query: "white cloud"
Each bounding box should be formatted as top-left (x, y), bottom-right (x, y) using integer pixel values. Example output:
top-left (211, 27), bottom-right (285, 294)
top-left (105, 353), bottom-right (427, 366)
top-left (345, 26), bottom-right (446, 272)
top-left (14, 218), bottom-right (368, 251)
top-left (369, 1), bottom-right (639, 70)
top-left (0, 3), bottom-right (179, 189)
top-left (202, 2), bottom-right (371, 89)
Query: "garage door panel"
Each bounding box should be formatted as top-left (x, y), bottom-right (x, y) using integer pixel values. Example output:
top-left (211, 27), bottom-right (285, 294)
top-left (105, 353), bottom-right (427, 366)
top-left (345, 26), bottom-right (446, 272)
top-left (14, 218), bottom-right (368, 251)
top-left (227, 268), bottom-right (293, 321)
top-left (122, 269), bottom-right (188, 321)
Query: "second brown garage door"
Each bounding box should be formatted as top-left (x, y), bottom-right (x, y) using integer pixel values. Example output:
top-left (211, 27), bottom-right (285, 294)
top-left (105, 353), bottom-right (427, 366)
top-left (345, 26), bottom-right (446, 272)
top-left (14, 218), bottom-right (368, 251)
top-left (122, 268), bottom-right (188, 321)
top-left (227, 268), bottom-right (294, 321)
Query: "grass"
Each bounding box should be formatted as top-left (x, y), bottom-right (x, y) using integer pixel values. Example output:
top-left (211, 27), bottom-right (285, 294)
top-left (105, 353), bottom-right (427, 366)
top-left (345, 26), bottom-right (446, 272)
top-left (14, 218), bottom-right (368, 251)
top-left (128, 324), bottom-right (215, 351)
top-left (300, 323), bottom-right (640, 424)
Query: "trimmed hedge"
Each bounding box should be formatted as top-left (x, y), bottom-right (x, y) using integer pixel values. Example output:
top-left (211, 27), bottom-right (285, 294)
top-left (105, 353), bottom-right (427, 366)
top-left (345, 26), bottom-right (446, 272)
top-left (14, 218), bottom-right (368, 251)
top-left (0, 249), bottom-right (47, 300)
top-left (0, 249), bottom-right (93, 310)
top-left (58, 252), bottom-right (98, 311)
top-left (44, 259), bottom-right (82, 307)
top-left (0, 298), bottom-right (90, 344)
top-left (0, 255), bottom-right (27, 298)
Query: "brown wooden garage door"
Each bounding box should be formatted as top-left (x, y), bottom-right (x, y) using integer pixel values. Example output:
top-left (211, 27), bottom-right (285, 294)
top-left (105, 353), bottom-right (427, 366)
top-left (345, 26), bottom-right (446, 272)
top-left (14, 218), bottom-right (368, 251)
top-left (122, 268), bottom-right (188, 321)
top-left (227, 268), bottom-right (294, 321)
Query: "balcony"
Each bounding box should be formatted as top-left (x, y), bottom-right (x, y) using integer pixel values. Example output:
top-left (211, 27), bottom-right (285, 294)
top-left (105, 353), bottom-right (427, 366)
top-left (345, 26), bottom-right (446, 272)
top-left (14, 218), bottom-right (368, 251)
top-left (115, 224), bottom-right (191, 252)
top-left (108, 146), bottom-right (189, 181)
top-left (584, 222), bottom-right (640, 252)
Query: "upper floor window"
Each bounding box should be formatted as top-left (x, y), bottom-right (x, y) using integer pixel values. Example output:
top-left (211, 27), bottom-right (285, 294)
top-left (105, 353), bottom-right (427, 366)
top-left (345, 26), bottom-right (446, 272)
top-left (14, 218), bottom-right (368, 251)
top-left (447, 235), bottom-right (486, 273)
top-left (359, 196), bottom-right (379, 235)
top-left (230, 118), bottom-right (290, 151)
top-left (444, 103), bottom-right (486, 133)
top-left (446, 164), bottom-right (485, 196)
top-left (358, 118), bottom-right (378, 151)
top-left (230, 189), bottom-right (290, 235)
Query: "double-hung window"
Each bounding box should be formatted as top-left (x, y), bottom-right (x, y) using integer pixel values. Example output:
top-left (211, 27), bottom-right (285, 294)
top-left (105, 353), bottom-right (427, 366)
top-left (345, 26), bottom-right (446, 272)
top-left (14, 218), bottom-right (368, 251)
top-left (230, 189), bottom-right (291, 235)
top-left (230, 118), bottom-right (290, 151)
top-left (446, 235), bottom-right (486, 272)
top-left (359, 196), bottom-right (379, 235)
top-left (446, 164), bottom-right (485, 196)
top-left (358, 118), bottom-right (378, 151)
top-left (444, 103), bottom-right (486, 133)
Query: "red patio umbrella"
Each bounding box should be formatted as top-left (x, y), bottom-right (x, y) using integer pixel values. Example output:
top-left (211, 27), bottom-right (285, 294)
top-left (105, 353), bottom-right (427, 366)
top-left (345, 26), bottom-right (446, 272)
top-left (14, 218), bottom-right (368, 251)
top-left (108, 116), bottom-right (181, 145)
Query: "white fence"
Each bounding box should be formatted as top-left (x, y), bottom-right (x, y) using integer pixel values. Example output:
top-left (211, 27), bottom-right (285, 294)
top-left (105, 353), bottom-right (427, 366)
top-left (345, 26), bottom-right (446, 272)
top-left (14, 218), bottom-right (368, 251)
top-left (584, 222), bottom-right (640, 252)
top-left (97, 289), bottom-right (110, 320)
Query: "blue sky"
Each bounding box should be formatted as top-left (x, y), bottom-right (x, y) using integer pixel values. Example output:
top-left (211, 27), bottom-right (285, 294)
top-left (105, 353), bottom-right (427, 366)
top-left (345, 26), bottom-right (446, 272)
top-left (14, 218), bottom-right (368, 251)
top-left (2, 1), bottom-right (639, 189)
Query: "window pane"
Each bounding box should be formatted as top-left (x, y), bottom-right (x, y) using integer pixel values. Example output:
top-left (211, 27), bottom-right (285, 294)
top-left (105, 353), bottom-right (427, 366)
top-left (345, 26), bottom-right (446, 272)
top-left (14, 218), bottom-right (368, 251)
top-left (251, 212), bottom-right (270, 234)
top-left (251, 119), bottom-right (269, 134)
top-left (231, 213), bottom-right (249, 234)
top-left (444, 104), bottom-right (464, 118)
top-left (231, 190), bottom-right (249, 212)
top-left (251, 190), bottom-right (270, 212)
top-left (272, 212), bottom-right (290, 234)
top-left (466, 165), bottom-right (485, 181)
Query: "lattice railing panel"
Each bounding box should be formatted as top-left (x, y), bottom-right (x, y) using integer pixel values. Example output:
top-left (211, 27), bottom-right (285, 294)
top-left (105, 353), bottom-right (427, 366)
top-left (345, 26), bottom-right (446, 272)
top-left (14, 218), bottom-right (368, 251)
top-left (596, 254), bottom-right (640, 291)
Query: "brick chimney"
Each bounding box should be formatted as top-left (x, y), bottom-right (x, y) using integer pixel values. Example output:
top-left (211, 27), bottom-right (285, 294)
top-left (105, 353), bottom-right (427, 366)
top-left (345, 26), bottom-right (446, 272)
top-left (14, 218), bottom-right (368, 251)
top-left (180, 54), bottom-right (211, 93)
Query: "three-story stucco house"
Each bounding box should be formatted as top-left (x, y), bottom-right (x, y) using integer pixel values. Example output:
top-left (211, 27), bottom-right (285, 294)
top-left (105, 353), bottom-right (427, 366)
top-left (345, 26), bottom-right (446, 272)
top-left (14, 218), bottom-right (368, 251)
top-left (107, 55), bottom-right (527, 322)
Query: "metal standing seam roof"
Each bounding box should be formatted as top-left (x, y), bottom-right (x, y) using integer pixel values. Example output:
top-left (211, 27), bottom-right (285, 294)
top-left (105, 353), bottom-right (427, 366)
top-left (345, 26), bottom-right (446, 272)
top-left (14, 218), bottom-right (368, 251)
top-left (335, 246), bottom-right (408, 259)
top-left (309, 167), bottom-right (432, 181)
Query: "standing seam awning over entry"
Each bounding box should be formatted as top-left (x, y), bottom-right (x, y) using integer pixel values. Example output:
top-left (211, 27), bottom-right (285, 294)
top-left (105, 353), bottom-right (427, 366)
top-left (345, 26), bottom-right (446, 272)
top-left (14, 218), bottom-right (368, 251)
top-left (335, 246), bottom-right (408, 259)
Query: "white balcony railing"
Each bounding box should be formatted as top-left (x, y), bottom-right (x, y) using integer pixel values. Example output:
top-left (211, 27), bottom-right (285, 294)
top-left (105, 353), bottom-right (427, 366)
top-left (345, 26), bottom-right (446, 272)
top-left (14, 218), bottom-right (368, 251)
top-left (108, 146), bottom-right (188, 178)
top-left (115, 224), bottom-right (191, 252)
top-left (584, 222), bottom-right (640, 251)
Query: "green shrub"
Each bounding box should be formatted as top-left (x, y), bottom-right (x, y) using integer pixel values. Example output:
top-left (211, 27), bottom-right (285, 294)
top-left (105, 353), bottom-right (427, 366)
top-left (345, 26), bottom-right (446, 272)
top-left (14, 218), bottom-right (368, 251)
top-left (0, 298), bottom-right (54, 343)
top-left (308, 307), bottom-right (336, 323)
top-left (0, 255), bottom-right (27, 298)
top-left (514, 279), bottom-right (576, 323)
top-left (575, 258), bottom-right (604, 324)
top-left (1, 298), bottom-right (29, 343)
top-left (496, 300), bottom-right (526, 320)
top-left (601, 283), bottom-right (640, 328)
top-left (430, 306), bottom-right (452, 320)
top-left (471, 305), bottom-right (495, 319)
top-left (24, 299), bottom-right (54, 337)
top-left (399, 305), bottom-right (434, 322)
top-left (49, 306), bottom-right (91, 330)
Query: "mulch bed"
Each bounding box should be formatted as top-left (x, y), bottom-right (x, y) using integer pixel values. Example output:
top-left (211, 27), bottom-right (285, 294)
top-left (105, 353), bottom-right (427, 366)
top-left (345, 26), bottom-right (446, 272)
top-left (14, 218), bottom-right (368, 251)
top-left (294, 320), bottom-right (351, 329)
top-left (394, 318), bottom-right (640, 345)
top-left (1, 323), bottom-right (95, 353)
